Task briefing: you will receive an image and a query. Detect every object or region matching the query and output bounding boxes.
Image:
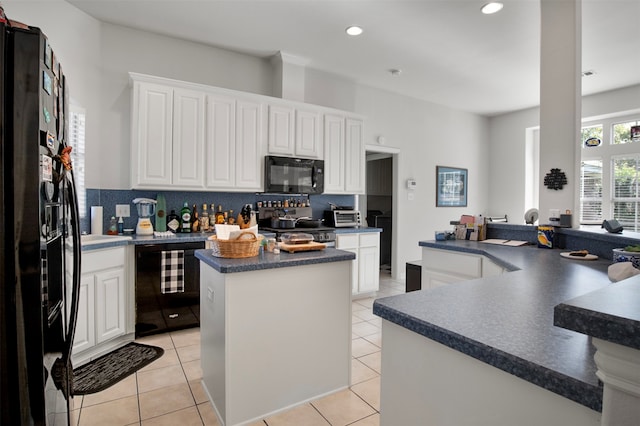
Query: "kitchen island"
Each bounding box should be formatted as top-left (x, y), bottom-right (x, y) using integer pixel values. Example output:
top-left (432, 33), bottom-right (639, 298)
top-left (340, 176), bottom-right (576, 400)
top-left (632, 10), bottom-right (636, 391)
top-left (195, 248), bottom-right (356, 426)
top-left (374, 240), bottom-right (613, 425)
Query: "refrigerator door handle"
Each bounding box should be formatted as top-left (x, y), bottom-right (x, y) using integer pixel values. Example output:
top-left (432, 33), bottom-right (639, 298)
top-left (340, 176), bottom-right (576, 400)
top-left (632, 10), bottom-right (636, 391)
top-left (63, 169), bottom-right (81, 358)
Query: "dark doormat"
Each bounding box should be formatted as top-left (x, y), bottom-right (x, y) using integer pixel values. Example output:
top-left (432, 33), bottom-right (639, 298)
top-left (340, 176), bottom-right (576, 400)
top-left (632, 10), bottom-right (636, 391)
top-left (72, 342), bottom-right (164, 395)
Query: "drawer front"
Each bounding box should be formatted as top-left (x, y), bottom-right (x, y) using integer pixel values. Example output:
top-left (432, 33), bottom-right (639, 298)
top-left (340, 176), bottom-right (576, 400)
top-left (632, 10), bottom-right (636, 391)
top-left (82, 247), bottom-right (126, 273)
top-left (336, 234), bottom-right (359, 250)
top-left (359, 233), bottom-right (379, 247)
top-left (423, 248), bottom-right (481, 278)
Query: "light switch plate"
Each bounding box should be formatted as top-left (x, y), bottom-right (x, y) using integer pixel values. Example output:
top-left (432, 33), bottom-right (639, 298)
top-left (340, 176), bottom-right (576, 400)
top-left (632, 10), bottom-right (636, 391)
top-left (115, 204), bottom-right (130, 217)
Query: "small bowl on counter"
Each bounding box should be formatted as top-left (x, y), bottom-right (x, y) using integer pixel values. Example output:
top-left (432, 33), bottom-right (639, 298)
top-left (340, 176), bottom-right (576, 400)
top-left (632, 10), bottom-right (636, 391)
top-left (612, 247), bottom-right (640, 269)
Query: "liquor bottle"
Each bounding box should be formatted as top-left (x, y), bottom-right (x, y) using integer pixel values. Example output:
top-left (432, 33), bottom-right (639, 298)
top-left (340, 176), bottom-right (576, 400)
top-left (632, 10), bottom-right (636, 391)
top-left (167, 210), bottom-right (180, 233)
top-left (215, 205), bottom-right (225, 224)
top-left (228, 209), bottom-right (235, 225)
top-left (200, 204), bottom-right (210, 232)
top-left (191, 204), bottom-right (200, 232)
top-left (155, 194), bottom-right (167, 232)
top-left (180, 202), bottom-right (191, 233)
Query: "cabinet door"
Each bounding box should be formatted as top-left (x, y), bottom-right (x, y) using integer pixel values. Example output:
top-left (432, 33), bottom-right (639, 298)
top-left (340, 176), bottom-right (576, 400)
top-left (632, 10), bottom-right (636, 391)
top-left (295, 109), bottom-right (322, 159)
top-left (95, 268), bottom-right (126, 344)
top-left (482, 258), bottom-right (505, 277)
top-left (343, 248), bottom-right (359, 294)
top-left (235, 100), bottom-right (264, 190)
top-left (73, 274), bottom-right (95, 354)
top-left (336, 235), bottom-right (359, 293)
top-left (423, 270), bottom-right (464, 289)
top-left (132, 82), bottom-right (173, 187)
top-left (206, 94), bottom-right (236, 188)
top-left (172, 88), bottom-right (206, 188)
top-left (423, 248), bottom-right (482, 279)
top-left (323, 114), bottom-right (345, 193)
top-left (358, 245), bottom-right (380, 293)
top-left (345, 118), bottom-right (365, 194)
top-left (267, 104), bottom-right (294, 155)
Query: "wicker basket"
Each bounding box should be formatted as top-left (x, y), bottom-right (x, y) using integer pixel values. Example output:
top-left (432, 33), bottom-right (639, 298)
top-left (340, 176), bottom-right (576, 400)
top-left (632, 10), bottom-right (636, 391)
top-left (208, 232), bottom-right (263, 258)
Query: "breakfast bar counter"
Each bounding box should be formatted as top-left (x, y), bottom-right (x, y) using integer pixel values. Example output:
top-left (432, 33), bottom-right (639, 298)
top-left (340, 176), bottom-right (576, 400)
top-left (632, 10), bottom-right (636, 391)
top-left (374, 240), bottom-right (616, 425)
top-left (195, 248), bottom-right (355, 426)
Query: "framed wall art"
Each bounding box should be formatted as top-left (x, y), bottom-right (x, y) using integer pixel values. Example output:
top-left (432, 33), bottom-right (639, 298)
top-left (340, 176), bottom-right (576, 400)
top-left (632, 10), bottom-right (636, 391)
top-left (436, 166), bottom-right (468, 207)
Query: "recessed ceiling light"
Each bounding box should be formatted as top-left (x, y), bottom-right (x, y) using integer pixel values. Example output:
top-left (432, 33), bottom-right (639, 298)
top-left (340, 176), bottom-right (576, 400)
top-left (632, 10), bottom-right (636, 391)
top-left (389, 69), bottom-right (402, 77)
top-left (346, 26), bottom-right (363, 36)
top-left (481, 2), bottom-right (504, 14)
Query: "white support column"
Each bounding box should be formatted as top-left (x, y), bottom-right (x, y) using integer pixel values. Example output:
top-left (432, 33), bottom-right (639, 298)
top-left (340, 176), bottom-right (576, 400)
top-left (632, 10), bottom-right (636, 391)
top-left (538, 0), bottom-right (582, 221)
top-left (270, 51), bottom-right (309, 102)
top-left (592, 338), bottom-right (640, 426)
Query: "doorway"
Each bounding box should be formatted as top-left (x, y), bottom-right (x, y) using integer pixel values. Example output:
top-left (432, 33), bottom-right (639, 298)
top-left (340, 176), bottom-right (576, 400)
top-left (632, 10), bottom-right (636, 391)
top-left (359, 146), bottom-right (399, 277)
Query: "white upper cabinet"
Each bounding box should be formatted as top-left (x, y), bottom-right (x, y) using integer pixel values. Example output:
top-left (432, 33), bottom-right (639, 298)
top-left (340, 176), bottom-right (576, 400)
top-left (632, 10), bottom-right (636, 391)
top-left (172, 88), bottom-right (206, 188)
top-left (323, 114), bottom-right (365, 194)
top-left (345, 118), bottom-right (365, 194)
top-left (131, 81), bottom-right (173, 187)
top-left (295, 109), bottom-right (322, 159)
top-left (323, 114), bottom-right (345, 193)
top-left (131, 73), bottom-right (363, 193)
top-left (267, 104), bottom-right (295, 155)
top-left (234, 99), bottom-right (264, 190)
top-left (267, 103), bottom-right (323, 159)
top-left (131, 77), bottom-right (205, 190)
top-left (205, 95), bottom-right (264, 191)
top-left (205, 94), bottom-right (236, 188)
top-left (131, 74), bottom-right (263, 192)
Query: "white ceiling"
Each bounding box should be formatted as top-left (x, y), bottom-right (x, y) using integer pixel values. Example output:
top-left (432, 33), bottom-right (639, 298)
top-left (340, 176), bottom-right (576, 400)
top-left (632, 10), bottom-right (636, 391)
top-left (67, 0), bottom-right (640, 116)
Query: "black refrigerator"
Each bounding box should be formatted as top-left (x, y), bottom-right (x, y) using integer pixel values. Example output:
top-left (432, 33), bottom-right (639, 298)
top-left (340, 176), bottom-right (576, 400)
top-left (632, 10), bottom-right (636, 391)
top-left (0, 21), bottom-right (81, 425)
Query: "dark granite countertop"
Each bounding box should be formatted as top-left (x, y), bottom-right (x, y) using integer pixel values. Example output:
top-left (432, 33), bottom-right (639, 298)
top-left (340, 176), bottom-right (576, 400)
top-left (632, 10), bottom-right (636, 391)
top-left (81, 231), bottom-right (277, 251)
top-left (195, 247), bottom-right (356, 273)
top-left (554, 277), bottom-right (640, 350)
top-left (374, 240), bottom-right (615, 412)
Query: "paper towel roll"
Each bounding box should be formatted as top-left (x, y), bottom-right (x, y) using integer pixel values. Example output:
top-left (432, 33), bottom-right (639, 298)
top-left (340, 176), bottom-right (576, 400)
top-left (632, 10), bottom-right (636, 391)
top-left (91, 206), bottom-right (103, 235)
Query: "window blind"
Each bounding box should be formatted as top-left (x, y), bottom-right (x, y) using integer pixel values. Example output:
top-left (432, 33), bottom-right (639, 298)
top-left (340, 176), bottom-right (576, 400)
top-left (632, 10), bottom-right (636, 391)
top-left (612, 156), bottom-right (640, 231)
top-left (69, 106), bottom-right (86, 219)
top-left (580, 159), bottom-right (602, 223)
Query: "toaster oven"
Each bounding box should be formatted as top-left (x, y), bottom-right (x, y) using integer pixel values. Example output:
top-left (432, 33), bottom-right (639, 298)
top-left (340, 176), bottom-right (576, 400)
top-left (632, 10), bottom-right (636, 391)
top-left (323, 210), bottom-right (361, 228)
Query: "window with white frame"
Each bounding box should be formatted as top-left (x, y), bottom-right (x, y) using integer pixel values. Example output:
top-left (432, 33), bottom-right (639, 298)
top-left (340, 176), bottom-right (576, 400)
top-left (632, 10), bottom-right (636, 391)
top-left (68, 103), bottom-right (86, 218)
top-left (580, 114), bottom-right (640, 230)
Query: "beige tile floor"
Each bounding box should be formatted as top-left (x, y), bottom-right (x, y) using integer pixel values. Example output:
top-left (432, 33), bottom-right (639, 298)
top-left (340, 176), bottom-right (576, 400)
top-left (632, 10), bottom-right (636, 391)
top-left (71, 271), bottom-right (405, 426)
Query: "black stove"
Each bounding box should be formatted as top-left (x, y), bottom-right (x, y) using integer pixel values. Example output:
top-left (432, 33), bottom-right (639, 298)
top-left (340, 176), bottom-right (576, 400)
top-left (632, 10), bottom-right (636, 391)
top-left (260, 226), bottom-right (336, 243)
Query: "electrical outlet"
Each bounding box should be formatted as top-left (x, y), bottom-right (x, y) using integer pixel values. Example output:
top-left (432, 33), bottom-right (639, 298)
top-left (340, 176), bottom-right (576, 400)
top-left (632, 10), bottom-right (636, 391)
top-left (115, 204), bottom-right (130, 217)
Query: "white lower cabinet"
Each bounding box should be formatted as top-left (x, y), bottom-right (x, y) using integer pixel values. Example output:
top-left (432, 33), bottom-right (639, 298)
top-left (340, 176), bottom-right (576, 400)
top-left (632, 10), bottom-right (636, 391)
top-left (336, 232), bottom-right (380, 296)
top-left (73, 246), bottom-right (133, 366)
top-left (73, 274), bottom-right (96, 354)
top-left (421, 247), bottom-right (504, 290)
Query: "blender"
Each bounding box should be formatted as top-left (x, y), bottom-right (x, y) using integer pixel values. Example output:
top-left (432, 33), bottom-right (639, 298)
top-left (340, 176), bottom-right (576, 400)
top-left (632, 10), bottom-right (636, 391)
top-left (133, 198), bottom-right (157, 235)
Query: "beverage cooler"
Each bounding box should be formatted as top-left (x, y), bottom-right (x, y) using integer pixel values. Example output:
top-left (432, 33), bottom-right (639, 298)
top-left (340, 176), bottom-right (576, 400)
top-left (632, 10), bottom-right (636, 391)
top-left (134, 241), bottom-right (204, 337)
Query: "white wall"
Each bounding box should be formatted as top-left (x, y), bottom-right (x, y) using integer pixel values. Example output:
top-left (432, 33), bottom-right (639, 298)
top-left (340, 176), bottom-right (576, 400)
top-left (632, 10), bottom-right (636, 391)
top-left (98, 23), bottom-right (274, 189)
top-left (6, 1), bottom-right (492, 277)
top-left (3, 0), bottom-right (102, 186)
top-left (489, 83), bottom-right (640, 225)
top-left (306, 70), bottom-right (491, 273)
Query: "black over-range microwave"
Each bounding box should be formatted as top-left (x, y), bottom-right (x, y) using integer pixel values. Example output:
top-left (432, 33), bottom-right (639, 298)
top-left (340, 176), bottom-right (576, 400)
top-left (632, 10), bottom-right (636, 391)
top-left (264, 155), bottom-right (324, 194)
